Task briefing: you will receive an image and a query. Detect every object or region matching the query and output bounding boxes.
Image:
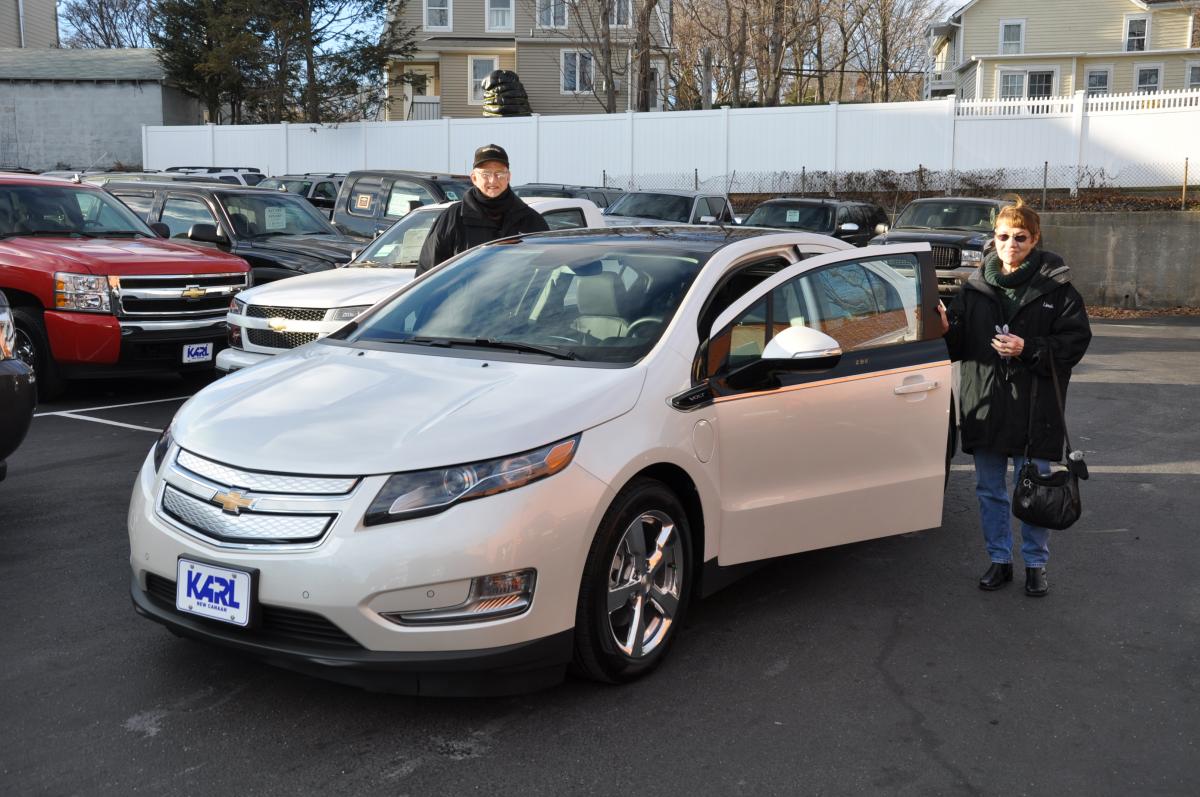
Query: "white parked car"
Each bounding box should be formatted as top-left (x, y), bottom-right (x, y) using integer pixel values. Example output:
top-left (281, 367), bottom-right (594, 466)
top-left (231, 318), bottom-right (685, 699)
top-left (216, 197), bottom-right (607, 373)
top-left (128, 227), bottom-right (949, 695)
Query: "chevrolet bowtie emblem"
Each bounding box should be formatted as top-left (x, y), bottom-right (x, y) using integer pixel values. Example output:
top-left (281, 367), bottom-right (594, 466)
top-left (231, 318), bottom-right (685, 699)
top-left (181, 286), bottom-right (207, 300)
top-left (268, 317), bottom-right (288, 331)
top-left (213, 489), bottom-right (255, 515)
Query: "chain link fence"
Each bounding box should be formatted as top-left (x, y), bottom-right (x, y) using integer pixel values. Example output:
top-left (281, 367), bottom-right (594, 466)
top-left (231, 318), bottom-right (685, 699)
top-left (604, 160), bottom-right (1197, 215)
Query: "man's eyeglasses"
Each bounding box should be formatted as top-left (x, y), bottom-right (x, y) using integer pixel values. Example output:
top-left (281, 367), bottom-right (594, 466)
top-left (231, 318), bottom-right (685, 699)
top-left (474, 169), bottom-right (510, 180)
top-left (994, 233), bottom-right (1029, 243)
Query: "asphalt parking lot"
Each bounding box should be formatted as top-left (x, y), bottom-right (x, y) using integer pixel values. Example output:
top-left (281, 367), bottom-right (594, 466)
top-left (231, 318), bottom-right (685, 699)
top-left (2, 318), bottom-right (1198, 796)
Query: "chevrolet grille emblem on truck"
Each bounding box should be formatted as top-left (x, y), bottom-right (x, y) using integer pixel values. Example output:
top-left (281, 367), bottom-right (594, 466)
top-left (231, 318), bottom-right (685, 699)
top-left (268, 318), bottom-right (288, 331)
top-left (212, 489), bottom-right (255, 515)
top-left (181, 286), bottom-right (207, 300)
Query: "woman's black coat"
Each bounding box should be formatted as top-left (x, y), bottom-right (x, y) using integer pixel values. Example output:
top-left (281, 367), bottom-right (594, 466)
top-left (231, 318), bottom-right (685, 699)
top-left (944, 250), bottom-right (1092, 461)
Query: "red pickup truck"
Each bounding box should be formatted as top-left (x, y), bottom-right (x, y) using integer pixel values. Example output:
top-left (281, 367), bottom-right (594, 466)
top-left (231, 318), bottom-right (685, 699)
top-left (0, 175), bottom-right (249, 398)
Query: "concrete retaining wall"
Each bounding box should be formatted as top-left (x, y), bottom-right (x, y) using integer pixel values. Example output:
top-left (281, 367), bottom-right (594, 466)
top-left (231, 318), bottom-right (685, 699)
top-left (1041, 211), bottom-right (1200, 308)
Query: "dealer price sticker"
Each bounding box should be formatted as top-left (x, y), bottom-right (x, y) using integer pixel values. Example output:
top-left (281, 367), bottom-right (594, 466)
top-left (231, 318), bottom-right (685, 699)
top-left (182, 342), bottom-right (213, 363)
top-left (176, 559), bottom-right (252, 626)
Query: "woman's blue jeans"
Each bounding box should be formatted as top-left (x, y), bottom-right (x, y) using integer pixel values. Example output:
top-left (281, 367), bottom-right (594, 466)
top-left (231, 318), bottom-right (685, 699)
top-left (973, 448), bottom-right (1051, 568)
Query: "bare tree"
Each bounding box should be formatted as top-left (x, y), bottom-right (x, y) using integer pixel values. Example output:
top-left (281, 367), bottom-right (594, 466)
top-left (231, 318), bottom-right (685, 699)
top-left (60, 0), bottom-right (153, 48)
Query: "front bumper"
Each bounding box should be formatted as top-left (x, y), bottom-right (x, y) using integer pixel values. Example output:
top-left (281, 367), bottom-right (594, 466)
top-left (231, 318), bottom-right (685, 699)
top-left (127, 448), bottom-right (613, 693)
top-left (47, 312), bottom-right (229, 377)
top-left (935, 266), bottom-right (976, 296)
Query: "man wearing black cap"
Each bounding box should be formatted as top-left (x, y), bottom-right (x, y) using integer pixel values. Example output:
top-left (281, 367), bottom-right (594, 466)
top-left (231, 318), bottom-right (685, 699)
top-left (416, 144), bottom-right (548, 275)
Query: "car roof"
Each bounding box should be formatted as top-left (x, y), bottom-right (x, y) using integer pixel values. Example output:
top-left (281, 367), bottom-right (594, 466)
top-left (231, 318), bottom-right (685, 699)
top-left (1, 173), bottom-right (102, 188)
top-left (757, 197), bottom-right (873, 207)
top-left (516, 183), bottom-right (618, 191)
top-left (515, 225), bottom-right (788, 253)
top-left (105, 180), bottom-right (294, 194)
top-left (345, 169), bottom-right (468, 181)
top-left (620, 189), bottom-right (716, 198)
top-left (905, 196), bottom-right (1011, 206)
top-left (271, 173), bottom-right (345, 180)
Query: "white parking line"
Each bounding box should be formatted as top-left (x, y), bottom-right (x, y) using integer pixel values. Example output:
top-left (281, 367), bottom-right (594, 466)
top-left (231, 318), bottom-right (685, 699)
top-left (33, 395), bottom-right (190, 418)
top-left (51, 412), bottom-right (162, 434)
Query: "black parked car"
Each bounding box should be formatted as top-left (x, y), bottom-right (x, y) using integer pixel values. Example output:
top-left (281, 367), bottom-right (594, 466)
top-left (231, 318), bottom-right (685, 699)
top-left (258, 173), bottom-right (345, 216)
top-left (742, 198), bottom-right (890, 247)
top-left (107, 181), bottom-right (361, 284)
top-left (0, 292), bottom-right (36, 481)
top-left (512, 183), bottom-right (624, 208)
top-left (332, 170), bottom-right (472, 238)
top-left (870, 197), bottom-right (1013, 295)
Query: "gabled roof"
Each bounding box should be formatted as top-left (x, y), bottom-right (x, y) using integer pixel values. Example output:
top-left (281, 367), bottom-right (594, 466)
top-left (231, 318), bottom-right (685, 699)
top-left (0, 48), bottom-right (164, 81)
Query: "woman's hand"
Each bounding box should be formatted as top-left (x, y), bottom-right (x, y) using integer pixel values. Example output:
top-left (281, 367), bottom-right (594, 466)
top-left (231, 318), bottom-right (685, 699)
top-left (937, 301), bottom-right (949, 335)
top-left (991, 332), bottom-right (1024, 357)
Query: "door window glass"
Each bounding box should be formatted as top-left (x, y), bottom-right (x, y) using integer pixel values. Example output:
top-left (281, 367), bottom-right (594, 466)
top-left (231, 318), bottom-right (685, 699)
top-left (386, 180), bottom-right (436, 218)
top-left (160, 197), bottom-right (217, 238)
top-left (313, 182), bottom-right (338, 200)
top-left (348, 176), bottom-right (383, 217)
top-left (541, 208), bottom-right (587, 230)
top-left (112, 192), bottom-right (155, 219)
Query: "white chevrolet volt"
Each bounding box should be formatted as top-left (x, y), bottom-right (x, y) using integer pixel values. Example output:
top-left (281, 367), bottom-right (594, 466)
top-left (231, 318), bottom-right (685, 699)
top-left (127, 226), bottom-right (950, 695)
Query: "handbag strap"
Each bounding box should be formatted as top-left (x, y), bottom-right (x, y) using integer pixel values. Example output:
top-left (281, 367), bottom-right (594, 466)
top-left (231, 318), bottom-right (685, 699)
top-left (1023, 352), bottom-right (1074, 462)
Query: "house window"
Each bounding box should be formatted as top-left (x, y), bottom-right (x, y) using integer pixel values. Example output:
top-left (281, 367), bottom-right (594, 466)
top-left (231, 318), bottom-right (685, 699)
top-left (1125, 15), bottom-right (1148, 52)
top-left (468, 56), bottom-right (498, 105)
top-left (424, 0), bottom-right (451, 30)
top-left (999, 20), bottom-right (1024, 55)
top-left (537, 0), bottom-right (567, 29)
top-left (562, 50), bottom-right (594, 94)
top-left (610, 0), bottom-right (631, 26)
top-left (999, 73), bottom-right (1024, 99)
top-left (1187, 62), bottom-right (1200, 90)
top-left (486, 0), bottom-right (512, 32)
top-left (1136, 64), bottom-right (1162, 93)
top-left (1086, 68), bottom-right (1111, 96)
top-left (1027, 71), bottom-right (1053, 98)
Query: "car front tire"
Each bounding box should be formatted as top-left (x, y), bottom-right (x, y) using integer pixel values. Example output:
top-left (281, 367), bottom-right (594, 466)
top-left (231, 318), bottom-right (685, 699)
top-left (573, 478), bottom-right (692, 683)
top-left (12, 307), bottom-right (63, 401)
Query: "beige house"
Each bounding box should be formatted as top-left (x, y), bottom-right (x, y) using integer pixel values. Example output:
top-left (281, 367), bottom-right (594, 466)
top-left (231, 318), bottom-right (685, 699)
top-left (0, 0), bottom-right (59, 48)
top-left (386, 0), bottom-right (673, 120)
top-left (926, 0), bottom-right (1200, 100)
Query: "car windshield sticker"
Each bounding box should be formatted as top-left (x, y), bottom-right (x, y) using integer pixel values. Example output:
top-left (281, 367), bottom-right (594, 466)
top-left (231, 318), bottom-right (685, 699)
top-left (445, 190), bottom-right (459, 200)
top-left (264, 206), bottom-right (287, 230)
top-left (354, 193), bottom-right (373, 211)
top-left (786, 210), bottom-right (800, 223)
top-left (373, 243), bottom-right (396, 258)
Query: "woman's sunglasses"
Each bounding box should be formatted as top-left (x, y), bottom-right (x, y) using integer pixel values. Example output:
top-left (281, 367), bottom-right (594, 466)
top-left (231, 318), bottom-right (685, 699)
top-left (994, 233), bottom-right (1029, 243)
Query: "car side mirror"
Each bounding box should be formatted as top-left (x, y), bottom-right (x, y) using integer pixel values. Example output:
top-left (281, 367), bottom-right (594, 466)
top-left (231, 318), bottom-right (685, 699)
top-left (763, 326), bottom-right (843, 360)
top-left (149, 222), bottom-right (171, 238)
top-left (699, 215), bottom-right (717, 224)
top-left (875, 223), bottom-right (889, 235)
top-left (839, 222), bottom-right (860, 232)
top-left (187, 223), bottom-right (226, 244)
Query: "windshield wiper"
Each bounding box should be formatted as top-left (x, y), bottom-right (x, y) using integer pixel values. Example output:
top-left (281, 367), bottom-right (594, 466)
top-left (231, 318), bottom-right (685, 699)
top-left (97, 230), bottom-right (153, 238)
top-left (405, 336), bottom-right (577, 360)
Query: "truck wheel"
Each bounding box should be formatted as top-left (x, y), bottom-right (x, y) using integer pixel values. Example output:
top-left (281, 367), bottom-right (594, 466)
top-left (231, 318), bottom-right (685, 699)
top-left (12, 308), bottom-right (64, 401)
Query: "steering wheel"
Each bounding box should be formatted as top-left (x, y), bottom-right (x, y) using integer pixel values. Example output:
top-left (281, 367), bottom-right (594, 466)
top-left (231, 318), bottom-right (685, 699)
top-left (627, 317), bottom-right (664, 339)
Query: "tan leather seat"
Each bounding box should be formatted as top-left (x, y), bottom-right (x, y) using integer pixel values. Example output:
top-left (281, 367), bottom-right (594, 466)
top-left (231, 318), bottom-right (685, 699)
top-left (571, 272), bottom-right (629, 340)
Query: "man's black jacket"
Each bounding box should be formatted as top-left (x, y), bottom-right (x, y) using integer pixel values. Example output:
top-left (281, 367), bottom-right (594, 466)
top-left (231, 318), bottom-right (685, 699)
top-left (945, 250), bottom-right (1092, 461)
top-left (416, 190), bottom-right (548, 275)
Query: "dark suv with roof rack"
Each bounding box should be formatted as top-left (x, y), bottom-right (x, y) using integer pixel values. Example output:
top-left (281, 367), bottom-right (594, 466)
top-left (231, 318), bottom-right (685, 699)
top-left (107, 180), bottom-right (361, 284)
top-left (742, 198), bottom-right (890, 247)
top-left (332, 169), bottom-right (472, 238)
top-left (512, 183), bottom-right (624, 208)
top-left (258, 173), bottom-right (346, 216)
top-left (870, 197), bottom-right (1013, 296)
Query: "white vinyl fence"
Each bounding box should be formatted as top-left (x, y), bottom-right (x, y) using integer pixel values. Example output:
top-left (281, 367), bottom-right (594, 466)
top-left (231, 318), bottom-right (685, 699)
top-left (142, 89), bottom-right (1200, 189)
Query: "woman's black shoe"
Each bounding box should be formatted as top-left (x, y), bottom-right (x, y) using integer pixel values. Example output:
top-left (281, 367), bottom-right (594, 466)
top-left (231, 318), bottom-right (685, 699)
top-left (979, 563), bottom-right (1013, 590)
top-left (1025, 567), bottom-right (1049, 597)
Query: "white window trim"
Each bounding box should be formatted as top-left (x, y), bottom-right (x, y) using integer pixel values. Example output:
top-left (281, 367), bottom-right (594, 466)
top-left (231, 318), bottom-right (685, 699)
top-left (1134, 61), bottom-right (1165, 93)
top-left (998, 18), bottom-right (1025, 56)
top-left (1085, 64), bottom-right (1114, 95)
top-left (609, 0), bottom-right (632, 28)
top-left (484, 0), bottom-right (513, 33)
top-left (648, 58), bottom-right (666, 111)
top-left (996, 65), bottom-right (1060, 99)
top-left (467, 55), bottom-right (499, 105)
top-left (1186, 59), bottom-right (1200, 90)
top-left (423, 0), bottom-right (452, 32)
top-left (536, 0), bottom-right (569, 30)
top-left (560, 49), bottom-right (594, 95)
top-left (1124, 13), bottom-right (1150, 53)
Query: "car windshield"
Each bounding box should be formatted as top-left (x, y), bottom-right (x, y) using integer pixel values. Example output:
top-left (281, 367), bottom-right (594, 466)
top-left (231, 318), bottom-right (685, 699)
top-left (895, 202), bottom-right (998, 231)
top-left (743, 203), bottom-right (833, 232)
top-left (218, 192), bottom-right (336, 237)
top-left (0, 184), bottom-right (156, 238)
top-left (604, 193), bottom-right (692, 223)
top-left (352, 208), bottom-right (444, 268)
top-left (259, 178), bottom-right (312, 195)
top-left (350, 239), bottom-right (707, 364)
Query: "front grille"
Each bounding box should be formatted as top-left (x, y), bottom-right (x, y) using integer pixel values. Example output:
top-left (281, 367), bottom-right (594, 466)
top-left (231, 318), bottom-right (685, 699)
top-left (247, 328), bottom-right (319, 350)
top-left (176, 449), bottom-right (358, 495)
top-left (114, 272), bottom-right (247, 321)
top-left (246, 305), bottom-right (327, 322)
top-left (161, 485), bottom-right (332, 544)
top-left (931, 245), bottom-right (960, 269)
top-left (145, 573), bottom-right (361, 649)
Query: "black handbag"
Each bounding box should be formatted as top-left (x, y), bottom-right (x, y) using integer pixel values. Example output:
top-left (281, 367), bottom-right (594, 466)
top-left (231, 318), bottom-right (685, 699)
top-left (1011, 360), bottom-right (1089, 530)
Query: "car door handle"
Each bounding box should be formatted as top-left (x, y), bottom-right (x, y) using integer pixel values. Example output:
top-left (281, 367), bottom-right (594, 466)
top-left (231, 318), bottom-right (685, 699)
top-left (894, 380), bottom-right (940, 395)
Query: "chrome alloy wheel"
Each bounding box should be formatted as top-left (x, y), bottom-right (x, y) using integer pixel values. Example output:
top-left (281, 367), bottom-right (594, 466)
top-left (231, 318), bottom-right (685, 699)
top-left (13, 326), bottom-right (36, 372)
top-left (606, 509), bottom-right (684, 659)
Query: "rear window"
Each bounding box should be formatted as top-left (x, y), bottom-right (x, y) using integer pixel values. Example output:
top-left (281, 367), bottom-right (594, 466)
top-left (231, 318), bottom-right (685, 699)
top-left (348, 176), bottom-right (383, 217)
top-left (743, 203), bottom-right (833, 232)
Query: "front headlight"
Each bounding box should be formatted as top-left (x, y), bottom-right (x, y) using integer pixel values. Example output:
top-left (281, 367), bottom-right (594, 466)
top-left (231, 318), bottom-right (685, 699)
top-left (363, 434), bottom-right (581, 526)
top-left (152, 426), bottom-right (173, 473)
top-left (328, 305), bottom-right (371, 322)
top-left (960, 249), bottom-right (983, 267)
top-left (0, 305), bottom-right (14, 359)
top-left (230, 297), bottom-right (247, 315)
top-left (54, 272), bottom-right (112, 313)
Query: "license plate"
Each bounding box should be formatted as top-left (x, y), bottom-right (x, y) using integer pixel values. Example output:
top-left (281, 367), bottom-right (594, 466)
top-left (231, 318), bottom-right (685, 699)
top-left (176, 558), bottom-right (252, 626)
top-left (183, 342), bottom-right (213, 363)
